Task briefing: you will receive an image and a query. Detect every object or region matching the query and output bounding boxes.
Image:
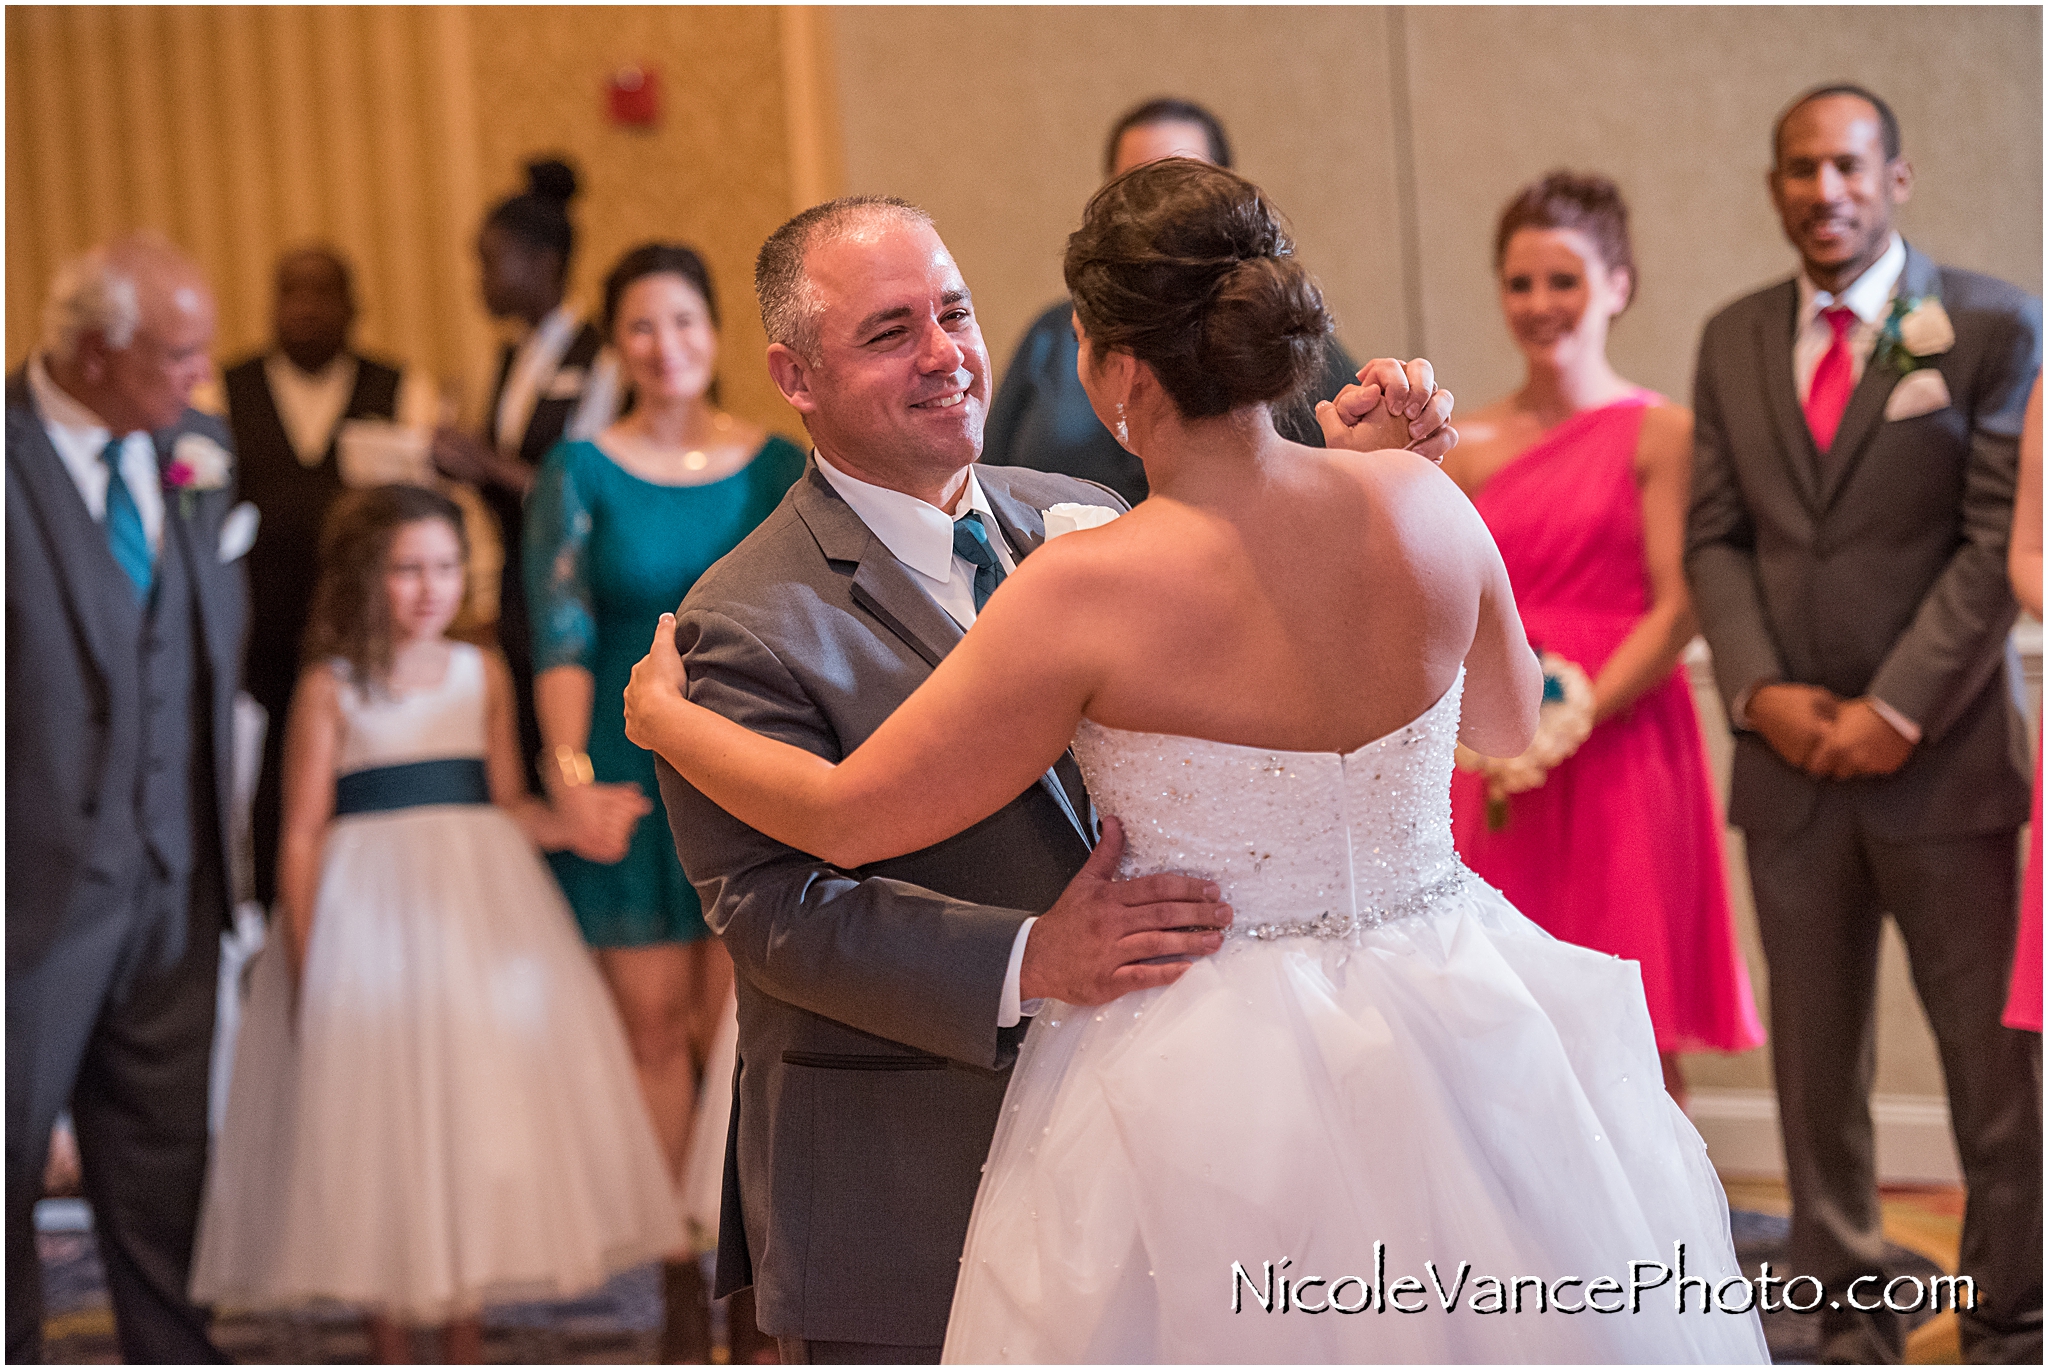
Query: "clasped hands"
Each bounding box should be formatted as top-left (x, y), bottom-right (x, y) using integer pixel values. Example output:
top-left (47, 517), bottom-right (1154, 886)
top-left (1747, 683), bottom-right (1914, 781)
top-left (1317, 357), bottom-right (1457, 463)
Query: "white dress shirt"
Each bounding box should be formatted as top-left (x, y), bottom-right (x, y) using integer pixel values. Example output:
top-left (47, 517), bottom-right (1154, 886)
top-left (494, 304), bottom-right (584, 455)
top-left (812, 451), bottom-right (1042, 1027)
top-left (1779, 232), bottom-right (1921, 744)
top-left (263, 352), bottom-right (440, 466)
top-left (1794, 231), bottom-right (1906, 402)
top-left (28, 354), bottom-right (165, 555)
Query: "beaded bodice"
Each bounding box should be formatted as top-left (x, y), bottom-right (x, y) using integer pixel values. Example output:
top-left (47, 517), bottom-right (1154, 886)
top-left (1072, 670), bottom-right (1470, 940)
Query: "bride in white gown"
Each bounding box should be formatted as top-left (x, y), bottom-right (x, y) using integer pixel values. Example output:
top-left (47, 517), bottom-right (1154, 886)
top-left (625, 159), bottom-right (1768, 1363)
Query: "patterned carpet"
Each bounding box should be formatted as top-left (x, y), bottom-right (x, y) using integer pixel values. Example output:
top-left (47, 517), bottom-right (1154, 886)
top-left (36, 1181), bottom-right (1970, 1364)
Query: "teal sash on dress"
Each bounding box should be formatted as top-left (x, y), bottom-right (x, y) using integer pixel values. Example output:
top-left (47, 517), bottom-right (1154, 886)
top-left (332, 758), bottom-right (490, 816)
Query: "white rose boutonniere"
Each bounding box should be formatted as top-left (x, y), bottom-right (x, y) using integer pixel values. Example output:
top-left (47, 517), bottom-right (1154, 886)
top-left (1875, 295), bottom-right (1954, 377)
top-left (1042, 502), bottom-right (1120, 539)
top-left (164, 432), bottom-right (231, 517)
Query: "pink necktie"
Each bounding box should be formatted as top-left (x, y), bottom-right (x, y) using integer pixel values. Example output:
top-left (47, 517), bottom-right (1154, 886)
top-left (1804, 305), bottom-right (1857, 454)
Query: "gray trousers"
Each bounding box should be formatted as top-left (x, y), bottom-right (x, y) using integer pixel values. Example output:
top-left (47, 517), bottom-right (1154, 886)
top-left (1748, 789), bottom-right (2041, 1363)
top-left (5, 872), bottom-right (225, 1364)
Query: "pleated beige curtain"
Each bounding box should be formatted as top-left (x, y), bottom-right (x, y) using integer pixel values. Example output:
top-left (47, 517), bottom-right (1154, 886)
top-left (6, 7), bottom-right (492, 412)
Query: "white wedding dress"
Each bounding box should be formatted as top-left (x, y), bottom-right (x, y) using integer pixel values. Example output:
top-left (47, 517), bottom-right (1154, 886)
top-left (942, 673), bottom-right (1768, 1363)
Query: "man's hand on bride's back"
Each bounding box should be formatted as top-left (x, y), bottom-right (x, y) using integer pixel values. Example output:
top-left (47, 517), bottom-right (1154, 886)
top-left (1018, 817), bottom-right (1233, 1006)
top-left (1317, 357), bottom-right (1458, 463)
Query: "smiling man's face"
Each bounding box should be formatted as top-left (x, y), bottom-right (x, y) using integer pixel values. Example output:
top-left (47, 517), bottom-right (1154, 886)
top-left (780, 216), bottom-right (990, 503)
top-left (1769, 93), bottom-right (1911, 292)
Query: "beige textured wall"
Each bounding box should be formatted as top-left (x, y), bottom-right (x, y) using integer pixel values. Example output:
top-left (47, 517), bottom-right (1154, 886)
top-left (5, 6), bottom-right (818, 441)
top-left (830, 5), bottom-right (2043, 1102)
top-left (829, 6), bottom-right (1415, 385)
top-left (1409, 5), bottom-right (2043, 411)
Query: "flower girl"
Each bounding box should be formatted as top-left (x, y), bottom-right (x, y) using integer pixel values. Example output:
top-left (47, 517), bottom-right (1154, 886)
top-left (192, 485), bottom-right (679, 1362)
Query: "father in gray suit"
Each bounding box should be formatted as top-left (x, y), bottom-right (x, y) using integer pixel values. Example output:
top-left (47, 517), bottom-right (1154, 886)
top-left (652, 197), bottom-right (1237, 1363)
top-left (6, 236), bottom-right (243, 1362)
top-left (1687, 85), bottom-right (2041, 1363)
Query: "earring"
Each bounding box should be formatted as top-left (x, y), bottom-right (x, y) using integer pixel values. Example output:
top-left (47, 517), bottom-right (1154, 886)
top-left (1115, 401), bottom-right (1130, 448)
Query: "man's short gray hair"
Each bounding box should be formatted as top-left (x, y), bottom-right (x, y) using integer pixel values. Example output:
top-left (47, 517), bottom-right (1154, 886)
top-left (755, 196), bottom-right (933, 363)
top-left (42, 247), bottom-right (142, 363)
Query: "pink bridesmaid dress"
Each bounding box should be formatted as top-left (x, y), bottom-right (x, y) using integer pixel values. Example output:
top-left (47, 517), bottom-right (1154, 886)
top-left (2004, 766), bottom-right (2040, 1032)
top-left (1451, 392), bottom-right (1765, 1054)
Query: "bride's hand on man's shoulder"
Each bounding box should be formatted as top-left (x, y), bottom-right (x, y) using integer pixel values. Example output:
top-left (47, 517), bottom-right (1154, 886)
top-left (623, 613), bottom-right (690, 751)
top-left (1316, 357), bottom-right (1457, 464)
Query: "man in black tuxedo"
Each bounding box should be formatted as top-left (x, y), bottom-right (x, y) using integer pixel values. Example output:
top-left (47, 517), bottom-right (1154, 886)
top-left (1687, 85), bottom-right (2041, 1363)
top-left (6, 235), bottom-right (244, 1362)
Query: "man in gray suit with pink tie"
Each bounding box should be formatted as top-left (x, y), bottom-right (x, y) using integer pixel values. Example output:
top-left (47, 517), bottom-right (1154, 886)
top-left (1687, 85), bottom-right (2041, 1363)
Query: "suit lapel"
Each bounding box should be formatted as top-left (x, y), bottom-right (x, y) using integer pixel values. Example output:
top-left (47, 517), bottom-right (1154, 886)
top-left (793, 461), bottom-right (1093, 849)
top-left (978, 470), bottom-right (1047, 564)
top-left (792, 464), bottom-right (963, 670)
top-left (6, 380), bottom-right (127, 680)
top-left (153, 426), bottom-right (236, 689)
top-left (1754, 282), bottom-right (1825, 517)
top-left (976, 468), bottom-right (1093, 845)
top-left (1816, 246), bottom-right (1940, 512)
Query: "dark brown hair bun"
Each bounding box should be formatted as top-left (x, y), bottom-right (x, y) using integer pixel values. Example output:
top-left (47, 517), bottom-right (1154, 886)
top-left (1064, 159), bottom-right (1331, 422)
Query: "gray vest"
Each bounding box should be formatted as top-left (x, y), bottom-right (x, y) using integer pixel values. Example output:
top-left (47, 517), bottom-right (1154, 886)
top-left (104, 526), bottom-right (208, 934)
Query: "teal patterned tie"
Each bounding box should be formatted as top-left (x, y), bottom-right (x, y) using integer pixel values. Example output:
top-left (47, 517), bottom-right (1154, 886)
top-left (100, 438), bottom-right (153, 601)
top-left (951, 510), bottom-right (1006, 612)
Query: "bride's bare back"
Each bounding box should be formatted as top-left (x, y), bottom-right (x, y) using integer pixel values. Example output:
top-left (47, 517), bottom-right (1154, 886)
top-left (1056, 443), bottom-right (1531, 756)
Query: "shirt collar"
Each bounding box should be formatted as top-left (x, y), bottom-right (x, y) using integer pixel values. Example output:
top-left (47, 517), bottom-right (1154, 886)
top-left (1798, 232), bottom-right (1906, 331)
top-left (27, 353), bottom-right (120, 444)
top-left (812, 450), bottom-right (996, 584)
top-left (267, 349), bottom-right (356, 389)
top-left (518, 304), bottom-right (580, 361)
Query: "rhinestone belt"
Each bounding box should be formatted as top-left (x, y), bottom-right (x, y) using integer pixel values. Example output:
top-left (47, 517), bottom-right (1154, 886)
top-left (1230, 868), bottom-right (1474, 942)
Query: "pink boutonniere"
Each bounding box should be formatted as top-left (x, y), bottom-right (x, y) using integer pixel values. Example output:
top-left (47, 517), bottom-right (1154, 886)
top-left (164, 433), bottom-right (230, 517)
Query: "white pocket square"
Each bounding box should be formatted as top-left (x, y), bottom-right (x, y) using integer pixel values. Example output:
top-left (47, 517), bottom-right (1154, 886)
top-left (217, 501), bottom-right (260, 563)
top-left (1885, 368), bottom-right (1951, 421)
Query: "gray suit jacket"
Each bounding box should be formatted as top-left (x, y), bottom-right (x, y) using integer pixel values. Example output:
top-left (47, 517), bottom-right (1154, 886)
top-left (6, 372), bottom-right (246, 969)
top-left (656, 459), bottom-right (1123, 1347)
top-left (1686, 245), bottom-right (2040, 839)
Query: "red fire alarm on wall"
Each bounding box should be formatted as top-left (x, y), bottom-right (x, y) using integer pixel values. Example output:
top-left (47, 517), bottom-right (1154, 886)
top-left (606, 65), bottom-right (660, 128)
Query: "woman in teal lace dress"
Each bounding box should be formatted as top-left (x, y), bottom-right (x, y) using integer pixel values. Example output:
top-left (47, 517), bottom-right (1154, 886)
top-left (524, 243), bottom-right (803, 1357)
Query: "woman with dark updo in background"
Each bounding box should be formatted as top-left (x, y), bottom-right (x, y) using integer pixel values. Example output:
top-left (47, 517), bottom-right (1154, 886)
top-left (433, 157), bottom-right (616, 791)
top-left (527, 242), bottom-right (804, 1361)
top-left (1443, 171), bottom-right (1764, 1104)
top-left (623, 160), bottom-right (1766, 1362)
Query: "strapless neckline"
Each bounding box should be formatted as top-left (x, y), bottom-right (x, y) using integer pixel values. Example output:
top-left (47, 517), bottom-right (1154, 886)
top-left (1073, 668), bottom-right (1465, 762)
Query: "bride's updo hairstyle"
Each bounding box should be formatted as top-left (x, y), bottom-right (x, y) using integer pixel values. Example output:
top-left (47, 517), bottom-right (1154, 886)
top-left (1063, 159), bottom-right (1331, 422)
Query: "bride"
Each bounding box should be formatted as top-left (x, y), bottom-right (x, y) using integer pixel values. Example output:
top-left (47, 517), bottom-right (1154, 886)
top-left (625, 159), bottom-right (1768, 1363)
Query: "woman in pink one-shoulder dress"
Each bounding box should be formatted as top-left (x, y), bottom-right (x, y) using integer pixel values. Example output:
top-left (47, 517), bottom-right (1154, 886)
top-left (1446, 172), bottom-right (1764, 1102)
top-left (2004, 373), bottom-right (2041, 1034)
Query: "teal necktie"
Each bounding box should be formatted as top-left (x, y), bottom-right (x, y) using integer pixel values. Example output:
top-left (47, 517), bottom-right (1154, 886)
top-left (100, 438), bottom-right (153, 601)
top-left (951, 510), bottom-right (1006, 612)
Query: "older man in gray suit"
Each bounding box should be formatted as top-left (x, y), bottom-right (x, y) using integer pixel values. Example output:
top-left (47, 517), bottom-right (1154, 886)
top-left (1688, 85), bottom-right (2041, 1363)
top-left (6, 236), bottom-right (243, 1363)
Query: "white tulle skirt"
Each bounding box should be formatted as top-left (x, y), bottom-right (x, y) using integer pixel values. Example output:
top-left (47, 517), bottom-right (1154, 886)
top-left (943, 882), bottom-right (1770, 1363)
top-left (191, 805), bottom-right (682, 1320)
